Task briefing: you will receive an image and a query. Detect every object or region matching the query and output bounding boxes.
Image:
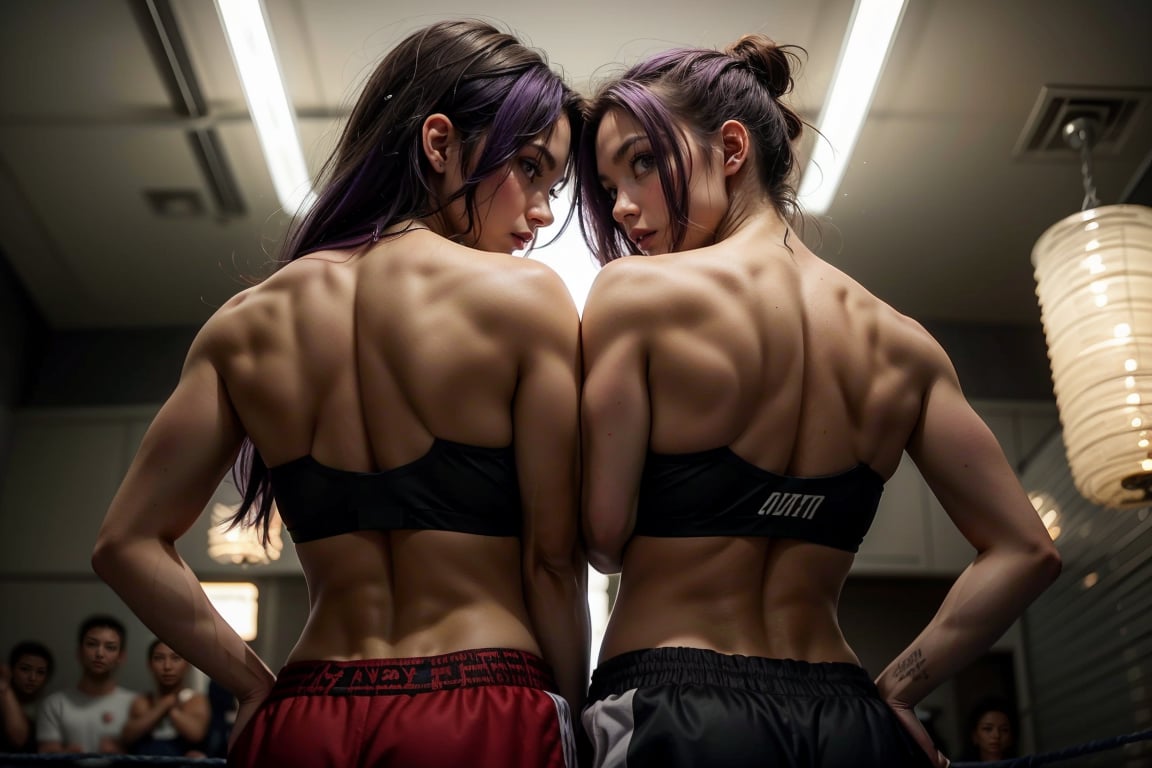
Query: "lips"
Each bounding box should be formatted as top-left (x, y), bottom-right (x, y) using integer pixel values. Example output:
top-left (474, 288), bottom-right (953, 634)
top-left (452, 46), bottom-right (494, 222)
top-left (512, 232), bottom-right (533, 250)
top-left (629, 229), bottom-right (656, 252)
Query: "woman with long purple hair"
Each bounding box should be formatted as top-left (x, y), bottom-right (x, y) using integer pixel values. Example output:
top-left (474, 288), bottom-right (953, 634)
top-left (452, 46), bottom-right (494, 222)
top-left (93, 19), bottom-right (587, 767)
top-left (577, 35), bottom-right (1060, 767)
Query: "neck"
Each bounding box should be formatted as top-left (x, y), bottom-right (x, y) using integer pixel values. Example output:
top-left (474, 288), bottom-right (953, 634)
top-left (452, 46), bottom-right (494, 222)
top-left (78, 674), bottom-right (116, 697)
top-left (417, 209), bottom-right (457, 242)
top-left (714, 205), bottom-right (792, 252)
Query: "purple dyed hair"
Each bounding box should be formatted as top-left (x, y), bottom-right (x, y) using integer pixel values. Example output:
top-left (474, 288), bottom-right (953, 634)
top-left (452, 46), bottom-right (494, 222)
top-left (232, 19), bottom-right (584, 541)
top-left (578, 36), bottom-right (806, 264)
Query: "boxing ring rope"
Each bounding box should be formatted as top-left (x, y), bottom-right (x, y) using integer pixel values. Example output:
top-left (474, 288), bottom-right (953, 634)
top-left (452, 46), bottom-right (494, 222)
top-left (1, 727), bottom-right (1149, 767)
top-left (951, 726), bottom-right (1152, 767)
top-left (0, 757), bottom-right (221, 767)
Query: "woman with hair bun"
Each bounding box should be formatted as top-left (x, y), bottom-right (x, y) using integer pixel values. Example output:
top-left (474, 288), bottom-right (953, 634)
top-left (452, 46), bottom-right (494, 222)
top-left (94, 19), bottom-right (587, 768)
top-left (577, 35), bottom-right (1060, 767)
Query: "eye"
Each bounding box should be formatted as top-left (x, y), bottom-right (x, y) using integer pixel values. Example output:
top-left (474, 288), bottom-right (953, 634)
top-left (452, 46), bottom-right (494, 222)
top-left (631, 152), bottom-right (655, 177)
top-left (519, 157), bottom-right (542, 181)
top-left (602, 186), bottom-right (618, 202)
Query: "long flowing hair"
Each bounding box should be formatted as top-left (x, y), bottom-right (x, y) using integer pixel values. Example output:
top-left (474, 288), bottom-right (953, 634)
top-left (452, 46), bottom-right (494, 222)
top-left (231, 19), bottom-right (583, 540)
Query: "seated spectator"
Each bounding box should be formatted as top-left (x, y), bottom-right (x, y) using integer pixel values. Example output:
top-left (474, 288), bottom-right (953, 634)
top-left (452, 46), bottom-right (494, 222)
top-left (37, 615), bottom-right (136, 754)
top-left (121, 640), bottom-right (209, 756)
top-left (0, 641), bottom-right (54, 752)
top-left (961, 695), bottom-right (1019, 763)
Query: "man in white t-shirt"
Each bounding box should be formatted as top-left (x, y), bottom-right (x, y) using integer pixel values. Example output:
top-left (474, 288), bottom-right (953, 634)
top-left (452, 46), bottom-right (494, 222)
top-left (37, 615), bottom-right (137, 754)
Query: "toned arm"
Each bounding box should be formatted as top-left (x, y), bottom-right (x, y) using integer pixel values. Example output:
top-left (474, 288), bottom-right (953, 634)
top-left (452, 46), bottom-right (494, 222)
top-left (580, 263), bottom-right (652, 574)
top-left (91, 323), bottom-right (276, 725)
top-left (513, 267), bottom-right (590, 713)
top-left (875, 340), bottom-right (1061, 757)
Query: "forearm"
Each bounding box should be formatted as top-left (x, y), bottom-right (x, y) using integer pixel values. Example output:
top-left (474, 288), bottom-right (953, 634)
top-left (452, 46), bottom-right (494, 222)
top-left (0, 686), bottom-right (30, 747)
top-left (168, 703), bottom-right (209, 743)
top-left (525, 559), bottom-right (590, 712)
top-left (121, 703), bottom-right (170, 747)
top-left (91, 536), bottom-right (275, 701)
top-left (876, 544), bottom-right (1060, 705)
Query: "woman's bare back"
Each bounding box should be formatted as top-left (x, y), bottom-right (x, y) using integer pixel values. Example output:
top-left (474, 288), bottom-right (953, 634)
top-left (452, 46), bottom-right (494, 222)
top-left (589, 219), bottom-right (944, 663)
top-left (206, 229), bottom-right (572, 662)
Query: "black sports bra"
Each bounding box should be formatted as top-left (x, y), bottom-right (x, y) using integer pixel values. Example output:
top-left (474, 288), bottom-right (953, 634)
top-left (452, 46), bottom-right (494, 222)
top-left (633, 448), bottom-right (884, 552)
top-left (268, 439), bottom-right (521, 543)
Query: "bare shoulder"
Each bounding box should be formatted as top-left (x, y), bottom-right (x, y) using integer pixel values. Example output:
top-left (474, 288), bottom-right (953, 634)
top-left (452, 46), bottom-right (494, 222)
top-left (584, 255), bottom-right (675, 328)
top-left (869, 297), bottom-right (961, 389)
top-left (892, 309), bottom-right (955, 370)
top-left (813, 258), bottom-right (949, 366)
top-left (467, 253), bottom-right (580, 349)
top-left (187, 284), bottom-right (264, 361)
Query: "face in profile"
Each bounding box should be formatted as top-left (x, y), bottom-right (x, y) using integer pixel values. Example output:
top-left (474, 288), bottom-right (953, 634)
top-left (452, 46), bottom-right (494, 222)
top-left (972, 710), bottom-right (1013, 759)
top-left (446, 116), bottom-right (572, 255)
top-left (148, 642), bottom-right (189, 690)
top-left (11, 654), bottom-right (50, 699)
top-left (594, 108), bottom-right (729, 256)
top-left (79, 627), bottom-right (123, 678)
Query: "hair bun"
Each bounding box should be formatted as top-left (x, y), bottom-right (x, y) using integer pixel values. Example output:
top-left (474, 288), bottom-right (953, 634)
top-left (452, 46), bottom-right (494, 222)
top-left (725, 34), bottom-right (796, 100)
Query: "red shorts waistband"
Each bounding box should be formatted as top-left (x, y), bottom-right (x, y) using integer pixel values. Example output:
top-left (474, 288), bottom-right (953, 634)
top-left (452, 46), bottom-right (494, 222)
top-left (269, 647), bottom-right (556, 699)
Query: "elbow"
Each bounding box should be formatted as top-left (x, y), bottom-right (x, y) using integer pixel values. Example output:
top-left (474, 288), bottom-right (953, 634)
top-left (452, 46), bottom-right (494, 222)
top-left (587, 551), bottom-right (621, 575)
top-left (585, 538), bottom-right (622, 573)
top-left (582, 516), bottom-right (627, 575)
top-left (91, 530), bottom-right (131, 581)
top-left (583, 534), bottom-right (622, 575)
top-left (1035, 539), bottom-right (1062, 586)
top-left (1012, 537), bottom-right (1061, 595)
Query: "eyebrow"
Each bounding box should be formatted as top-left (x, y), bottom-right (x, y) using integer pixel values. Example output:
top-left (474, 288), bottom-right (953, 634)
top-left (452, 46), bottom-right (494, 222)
top-left (598, 135), bottom-right (646, 183)
top-left (525, 141), bottom-right (558, 172)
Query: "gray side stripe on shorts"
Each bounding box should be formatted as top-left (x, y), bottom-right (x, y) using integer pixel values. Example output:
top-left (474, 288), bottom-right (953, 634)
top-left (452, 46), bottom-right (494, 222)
top-left (582, 690), bottom-right (637, 768)
top-left (546, 691), bottom-right (578, 768)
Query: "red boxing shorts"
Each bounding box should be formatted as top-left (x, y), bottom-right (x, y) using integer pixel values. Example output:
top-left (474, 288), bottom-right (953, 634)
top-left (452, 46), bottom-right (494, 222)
top-left (230, 647), bottom-right (576, 768)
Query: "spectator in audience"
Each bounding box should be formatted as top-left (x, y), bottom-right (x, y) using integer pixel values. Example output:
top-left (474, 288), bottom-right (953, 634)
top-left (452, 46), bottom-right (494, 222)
top-left (961, 696), bottom-right (1018, 763)
top-left (0, 640), bottom-right (54, 752)
top-left (121, 639), bottom-right (209, 756)
top-left (37, 615), bottom-right (136, 754)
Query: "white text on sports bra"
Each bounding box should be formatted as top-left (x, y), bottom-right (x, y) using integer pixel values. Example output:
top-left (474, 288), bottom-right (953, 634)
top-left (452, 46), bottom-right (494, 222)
top-left (757, 492), bottom-right (825, 520)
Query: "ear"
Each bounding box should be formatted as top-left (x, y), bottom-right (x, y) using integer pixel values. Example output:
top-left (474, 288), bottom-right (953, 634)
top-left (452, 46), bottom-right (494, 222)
top-left (422, 113), bottom-right (456, 174)
top-left (719, 119), bottom-right (750, 177)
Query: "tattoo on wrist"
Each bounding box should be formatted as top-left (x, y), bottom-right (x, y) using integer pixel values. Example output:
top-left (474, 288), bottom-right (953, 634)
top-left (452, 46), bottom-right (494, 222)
top-left (894, 648), bottom-right (929, 682)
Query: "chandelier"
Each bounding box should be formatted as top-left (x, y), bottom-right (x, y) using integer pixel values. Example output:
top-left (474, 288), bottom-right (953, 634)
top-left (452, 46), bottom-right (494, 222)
top-left (1032, 116), bottom-right (1152, 507)
top-left (206, 502), bottom-right (284, 566)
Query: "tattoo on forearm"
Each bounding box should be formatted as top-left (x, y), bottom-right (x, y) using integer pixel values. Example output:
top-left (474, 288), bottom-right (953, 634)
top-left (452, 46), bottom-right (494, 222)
top-left (894, 648), bottom-right (929, 683)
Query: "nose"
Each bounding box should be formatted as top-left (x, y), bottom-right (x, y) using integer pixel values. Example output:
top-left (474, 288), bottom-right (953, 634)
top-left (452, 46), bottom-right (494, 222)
top-left (528, 193), bottom-right (554, 230)
top-left (612, 188), bottom-right (637, 225)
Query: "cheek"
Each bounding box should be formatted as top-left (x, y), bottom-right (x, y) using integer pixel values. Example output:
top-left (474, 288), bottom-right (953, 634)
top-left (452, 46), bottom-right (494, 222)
top-left (491, 176), bottom-right (525, 214)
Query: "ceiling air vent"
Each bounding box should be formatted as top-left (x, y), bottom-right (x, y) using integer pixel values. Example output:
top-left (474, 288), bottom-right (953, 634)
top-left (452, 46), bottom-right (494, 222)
top-left (144, 189), bottom-right (206, 218)
top-left (1014, 85), bottom-right (1150, 159)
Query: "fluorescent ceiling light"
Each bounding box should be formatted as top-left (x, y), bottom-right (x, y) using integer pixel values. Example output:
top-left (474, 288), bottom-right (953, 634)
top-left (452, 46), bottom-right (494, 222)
top-left (797, 0), bottom-right (908, 215)
top-left (215, 0), bottom-right (315, 213)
